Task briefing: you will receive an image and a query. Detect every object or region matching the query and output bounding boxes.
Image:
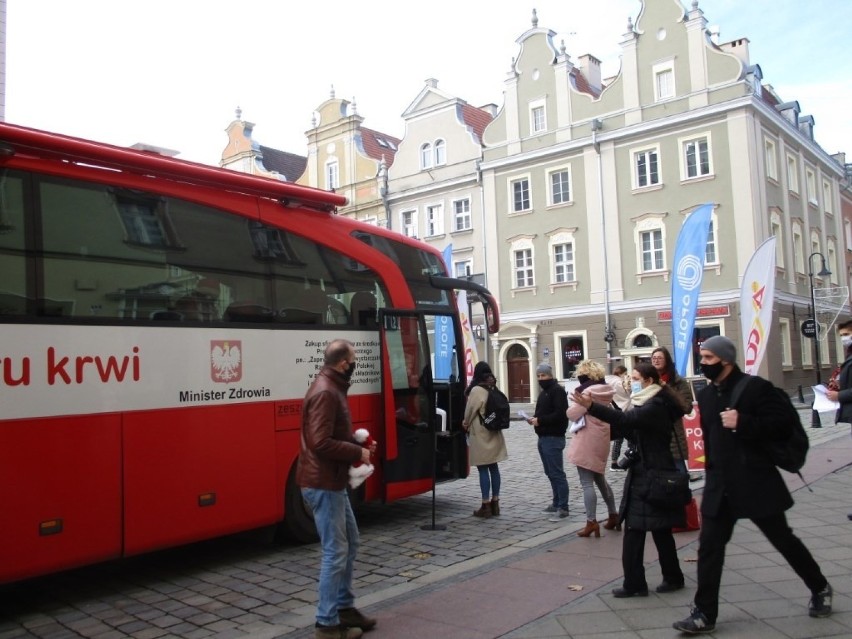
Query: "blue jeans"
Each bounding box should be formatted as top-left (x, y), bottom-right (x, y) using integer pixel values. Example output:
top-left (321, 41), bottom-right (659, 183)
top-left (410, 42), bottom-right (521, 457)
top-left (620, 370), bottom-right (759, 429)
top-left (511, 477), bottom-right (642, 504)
top-left (301, 487), bottom-right (359, 626)
top-left (538, 436), bottom-right (569, 510)
top-left (477, 463), bottom-right (501, 500)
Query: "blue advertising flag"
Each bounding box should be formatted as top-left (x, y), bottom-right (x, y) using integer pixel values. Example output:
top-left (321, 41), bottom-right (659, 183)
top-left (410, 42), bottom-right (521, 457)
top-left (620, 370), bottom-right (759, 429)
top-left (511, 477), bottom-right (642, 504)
top-left (434, 244), bottom-right (455, 380)
top-left (671, 204), bottom-right (713, 376)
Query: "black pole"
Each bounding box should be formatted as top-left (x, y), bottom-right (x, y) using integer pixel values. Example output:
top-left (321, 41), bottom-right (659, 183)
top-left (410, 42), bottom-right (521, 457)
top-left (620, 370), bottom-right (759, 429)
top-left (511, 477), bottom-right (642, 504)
top-left (421, 383), bottom-right (446, 531)
top-left (809, 253), bottom-right (826, 428)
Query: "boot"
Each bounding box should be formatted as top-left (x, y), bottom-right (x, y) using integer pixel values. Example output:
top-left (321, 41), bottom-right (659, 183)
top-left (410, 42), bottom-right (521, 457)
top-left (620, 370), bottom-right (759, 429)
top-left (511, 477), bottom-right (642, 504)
top-left (473, 501), bottom-right (492, 518)
top-left (577, 519), bottom-right (600, 538)
top-left (490, 499), bottom-right (501, 516)
top-left (603, 513), bottom-right (622, 531)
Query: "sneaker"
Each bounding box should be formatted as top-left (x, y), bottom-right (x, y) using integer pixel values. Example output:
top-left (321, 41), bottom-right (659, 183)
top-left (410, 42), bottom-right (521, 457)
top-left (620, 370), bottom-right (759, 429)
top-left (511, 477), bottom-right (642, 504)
top-left (315, 623), bottom-right (363, 639)
top-left (672, 607), bottom-right (715, 634)
top-left (338, 607), bottom-right (377, 631)
top-left (548, 508), bottom-right (569, 522)
top-left (809, 583), bottom-right (833, 618)
top-left (542, 505), bottom-right (558, 513)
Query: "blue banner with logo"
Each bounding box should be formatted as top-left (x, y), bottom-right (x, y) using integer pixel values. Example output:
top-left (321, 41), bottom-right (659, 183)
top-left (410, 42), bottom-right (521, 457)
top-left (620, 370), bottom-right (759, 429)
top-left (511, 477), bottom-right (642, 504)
top-left (671, 204), bottom-right (713, 376)
top-left (434, 245), bottom-right (455, 380)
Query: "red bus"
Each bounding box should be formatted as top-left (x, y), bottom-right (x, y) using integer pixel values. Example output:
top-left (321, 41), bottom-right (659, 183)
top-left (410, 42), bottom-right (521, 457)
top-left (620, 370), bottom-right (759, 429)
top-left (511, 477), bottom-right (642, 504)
top-left (0, 122), bottom-right (499, 584)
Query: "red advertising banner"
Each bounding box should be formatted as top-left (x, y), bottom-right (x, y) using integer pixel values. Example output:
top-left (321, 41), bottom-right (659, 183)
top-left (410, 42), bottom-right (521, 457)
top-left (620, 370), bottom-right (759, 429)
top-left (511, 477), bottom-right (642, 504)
top-left (683, 402), bottom-right (705, 471)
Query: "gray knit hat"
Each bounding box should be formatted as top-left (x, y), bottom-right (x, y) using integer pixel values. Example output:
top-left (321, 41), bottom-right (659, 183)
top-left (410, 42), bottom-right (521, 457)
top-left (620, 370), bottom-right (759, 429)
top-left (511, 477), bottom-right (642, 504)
top-left (701, 335), bottom-right (736, 363)
top-left (536, 363), bottom-right (554, 376)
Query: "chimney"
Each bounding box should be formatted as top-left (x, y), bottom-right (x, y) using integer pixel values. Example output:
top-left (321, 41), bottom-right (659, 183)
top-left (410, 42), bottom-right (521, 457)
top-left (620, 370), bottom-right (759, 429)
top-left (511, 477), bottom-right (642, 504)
top-left (479, 103), bottom-right (499, 117)
top-left (719, 37), bottom-right (750, 64)
top-left (577, 54), bottom-right (602, 92)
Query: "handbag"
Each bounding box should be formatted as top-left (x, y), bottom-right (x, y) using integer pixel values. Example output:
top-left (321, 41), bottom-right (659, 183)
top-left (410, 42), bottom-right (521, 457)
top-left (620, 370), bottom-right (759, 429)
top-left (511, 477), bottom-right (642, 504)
top-left (673, 497), bottom-right (702, 532)
top-left (639, 412), bottom-right (691, 510)
top-left (645, 468), bottom-right (692, 509)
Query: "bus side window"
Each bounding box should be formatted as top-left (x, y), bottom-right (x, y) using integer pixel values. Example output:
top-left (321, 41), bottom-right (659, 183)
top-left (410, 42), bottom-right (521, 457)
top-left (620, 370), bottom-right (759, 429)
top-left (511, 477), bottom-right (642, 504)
top-left (224, 302), bottom-right (274, 323)
top-left (350, 291), bottom-right (377, 327)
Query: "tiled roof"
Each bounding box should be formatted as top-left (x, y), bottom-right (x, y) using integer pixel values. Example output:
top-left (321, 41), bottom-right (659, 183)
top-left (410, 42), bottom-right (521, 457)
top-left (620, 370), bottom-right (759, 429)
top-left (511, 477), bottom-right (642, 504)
top-left (359, 127), bottom-right (401, 165)
top-left (758, 85), bottom-right (780, 108)
top-left (460, 104), bottom-right (494, 142)
top-left (570, 68), bottom-right (602, 98)
top-left (258, 145), bottom-right (307, 181)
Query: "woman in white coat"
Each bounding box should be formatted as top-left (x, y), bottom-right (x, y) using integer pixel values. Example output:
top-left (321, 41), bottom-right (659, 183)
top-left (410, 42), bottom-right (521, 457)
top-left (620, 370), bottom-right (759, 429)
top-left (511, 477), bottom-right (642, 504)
top-left (463, 361), bottom-right (508, 518)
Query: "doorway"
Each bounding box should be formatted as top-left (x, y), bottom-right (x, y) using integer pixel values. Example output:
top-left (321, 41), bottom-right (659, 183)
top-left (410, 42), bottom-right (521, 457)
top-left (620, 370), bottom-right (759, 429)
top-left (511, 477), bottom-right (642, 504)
top-left (506, 343), bottom-right (530, 402)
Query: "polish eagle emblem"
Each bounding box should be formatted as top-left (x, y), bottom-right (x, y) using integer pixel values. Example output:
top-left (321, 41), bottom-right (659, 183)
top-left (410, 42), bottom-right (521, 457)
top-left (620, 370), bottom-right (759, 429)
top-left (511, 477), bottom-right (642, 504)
top-left (211, 340), bottom-right (242, 382)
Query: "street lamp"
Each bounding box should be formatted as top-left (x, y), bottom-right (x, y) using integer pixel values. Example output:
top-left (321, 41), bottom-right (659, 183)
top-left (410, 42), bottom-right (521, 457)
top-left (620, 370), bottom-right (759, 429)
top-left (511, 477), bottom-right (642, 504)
top-left (808, 251), bottom-right (832, 428)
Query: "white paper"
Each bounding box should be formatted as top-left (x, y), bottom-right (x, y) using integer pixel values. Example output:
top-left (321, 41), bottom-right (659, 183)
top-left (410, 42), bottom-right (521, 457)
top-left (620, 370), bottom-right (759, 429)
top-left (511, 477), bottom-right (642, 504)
top-left (518, 410), bottom-right (530, 421)
top-left (569, 415), bottom-right (586, 433)
top-left (812, 384), bottom-right (840, 412)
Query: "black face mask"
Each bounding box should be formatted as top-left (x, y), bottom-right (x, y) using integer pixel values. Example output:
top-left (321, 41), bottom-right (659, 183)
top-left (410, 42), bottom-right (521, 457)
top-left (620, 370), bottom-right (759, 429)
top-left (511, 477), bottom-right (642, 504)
top-left (538, 378), bottom-right (555, 390)
top-left (343, 361), bottom-right (356, 380)
top-left (701, 361), bottom-right (724, 381)
top-left (577, 374), bottom-right (590, 385)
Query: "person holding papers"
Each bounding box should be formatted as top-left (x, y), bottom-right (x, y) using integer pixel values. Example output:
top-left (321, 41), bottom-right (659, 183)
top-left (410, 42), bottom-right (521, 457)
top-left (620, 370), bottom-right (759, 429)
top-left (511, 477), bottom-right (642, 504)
top-left (826, 319), bottom-right (852, 427)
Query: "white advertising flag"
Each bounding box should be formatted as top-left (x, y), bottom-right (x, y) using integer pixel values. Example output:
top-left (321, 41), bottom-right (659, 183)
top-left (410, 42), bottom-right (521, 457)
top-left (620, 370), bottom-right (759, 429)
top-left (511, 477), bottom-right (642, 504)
top-left (457, 290), bottom-right (479, 384)
top-left (740, 237), bottom-right (777, 375)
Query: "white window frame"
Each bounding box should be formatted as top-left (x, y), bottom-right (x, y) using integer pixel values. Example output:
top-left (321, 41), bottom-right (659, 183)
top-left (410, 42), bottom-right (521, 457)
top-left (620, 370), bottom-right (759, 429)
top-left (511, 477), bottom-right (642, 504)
top-left (400, 209), bottom-right (418, 239)
top-left (453, 259), bottom-right (473, 279)
top-left (452, 198), bottom-right (471, 231)
top-left (792, 221), bottom-right (804, 274)
top-left (325, 159), bottom-right (339, 190)
top-left (434, 139), bottom-right (446, 166)
top-left (805, 166), bottom-right (817, 205)
top-left (653, 60), bottom-right (675, 102)
top-left (764, 137), bottom-right (778, 181)
top-left (704, 215), bottom-right (719, 266)
top-left (509, 237), bottom-right (535, 290)
top-left (548, 167), bottom-right (572, 206)
top-left (680, 133), bottom-right (712, 180)
top-left (828, 240), bottom-right (838, 284)
top-left (529, 99), bottom-right (547, 134)
top-left (632, 145), bottom-right (661, 189)
top-left (425, 203), bottom-right (444, 237)
top-left (823, 179), bottom-right (833, 214)
top-left (633, 214), bottom-right (668, 281)
top-left (845, 220), bottom-right (852, 252)
top-left (509, 175), bottom-right (532, 213)
top-left (548, 229), bottom-right (578, 290)
top-left (786, 154), bottom-right (798, 193)
top-left (770, 210), bottom-right (785, 269)
top-left (811, 232), bottom-right (821, 271)
top-left (420, 143), bottom-right (433, 170)
top-left (779, 318), bottom-right (793, 368)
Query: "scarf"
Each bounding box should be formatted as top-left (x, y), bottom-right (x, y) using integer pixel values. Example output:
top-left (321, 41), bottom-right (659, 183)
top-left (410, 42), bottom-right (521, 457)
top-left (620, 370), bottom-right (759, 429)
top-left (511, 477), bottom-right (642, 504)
top-left (630, 382), bottom-right (662, 407)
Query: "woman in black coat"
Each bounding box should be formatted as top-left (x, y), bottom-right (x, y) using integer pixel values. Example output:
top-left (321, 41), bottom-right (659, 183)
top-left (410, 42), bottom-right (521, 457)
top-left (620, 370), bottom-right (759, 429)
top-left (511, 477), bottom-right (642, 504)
top-left (571, 362), bottom-right (686, 597)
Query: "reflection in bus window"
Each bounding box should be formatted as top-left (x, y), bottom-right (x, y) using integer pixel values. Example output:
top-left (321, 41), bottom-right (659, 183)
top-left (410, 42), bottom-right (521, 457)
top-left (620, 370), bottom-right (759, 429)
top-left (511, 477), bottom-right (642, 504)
top-left (0, 172), bottom-right (26, 316)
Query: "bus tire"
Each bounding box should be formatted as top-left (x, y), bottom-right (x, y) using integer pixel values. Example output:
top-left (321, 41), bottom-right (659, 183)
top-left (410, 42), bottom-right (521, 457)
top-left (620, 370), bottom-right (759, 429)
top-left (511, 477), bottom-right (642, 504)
top-left (278, 464), bottom-right (319, 544)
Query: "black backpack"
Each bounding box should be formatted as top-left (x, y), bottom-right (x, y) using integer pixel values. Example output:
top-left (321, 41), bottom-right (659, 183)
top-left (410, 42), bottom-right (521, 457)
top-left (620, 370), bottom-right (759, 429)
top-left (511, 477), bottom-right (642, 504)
top-left (480, 384), bottom-right (511, 431)
top-left (730, 374), bottom-right (809, 481)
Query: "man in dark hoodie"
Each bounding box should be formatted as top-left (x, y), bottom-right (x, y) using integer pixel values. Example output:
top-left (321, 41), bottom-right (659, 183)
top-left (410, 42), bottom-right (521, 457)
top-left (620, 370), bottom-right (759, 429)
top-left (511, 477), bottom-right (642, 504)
top-left (526, 363), bottom-right (570, 520)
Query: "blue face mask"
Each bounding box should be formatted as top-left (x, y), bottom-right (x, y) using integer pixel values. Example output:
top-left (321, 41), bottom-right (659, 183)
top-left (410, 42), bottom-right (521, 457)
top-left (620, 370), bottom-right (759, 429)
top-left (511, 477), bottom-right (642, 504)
top-left (630, 381), bottom-right (643, 395)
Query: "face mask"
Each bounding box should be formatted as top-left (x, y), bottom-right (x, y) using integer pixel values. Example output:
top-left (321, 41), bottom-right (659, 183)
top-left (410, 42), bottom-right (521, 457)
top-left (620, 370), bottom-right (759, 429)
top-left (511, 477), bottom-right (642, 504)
top-left (577, 374), bottom-right (590, 385)
top-left (842, 335), bottom-right (852, 348)
top-left (539, 378), bottom-right (554, 390)
top-left (701, 361), bottom-right (725, 381)
top-left (343, 361), bottom-right (356, 380)
top-left (630, 381), bottom-right (643, 395)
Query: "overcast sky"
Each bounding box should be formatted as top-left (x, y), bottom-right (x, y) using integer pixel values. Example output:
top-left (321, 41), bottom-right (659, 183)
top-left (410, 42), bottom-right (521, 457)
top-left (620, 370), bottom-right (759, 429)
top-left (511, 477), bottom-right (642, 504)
top-left (6, 0), bottom-right (851, 166)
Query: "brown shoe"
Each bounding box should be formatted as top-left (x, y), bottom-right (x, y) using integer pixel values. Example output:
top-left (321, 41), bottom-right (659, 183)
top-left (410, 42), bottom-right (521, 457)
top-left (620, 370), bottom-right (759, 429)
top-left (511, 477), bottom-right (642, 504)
top-left (315, 623), bottom-right (363, 639)
top-left (490, 499), bottom-right (501, 516)
top-left (473, 502), bottom-right (492, 518)
top-left (338, 607), bottom-right (377, 631)
top-left (577, 519), bottom-right (600, 538)
top-left (603, 513), bottom-right (622, 531)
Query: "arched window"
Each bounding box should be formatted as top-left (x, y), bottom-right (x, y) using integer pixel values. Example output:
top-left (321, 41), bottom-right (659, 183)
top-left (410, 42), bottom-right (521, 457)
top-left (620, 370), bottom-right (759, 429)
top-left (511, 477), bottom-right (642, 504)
top-left (420, 143), bottom-right (433, 169)
top-left (434, 139), bottom-right (446, 166)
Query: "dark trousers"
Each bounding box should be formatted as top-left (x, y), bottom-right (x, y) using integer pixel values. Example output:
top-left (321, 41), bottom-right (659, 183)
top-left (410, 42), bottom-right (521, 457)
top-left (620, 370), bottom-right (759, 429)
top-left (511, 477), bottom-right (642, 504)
top-left (695, 498), bottom-right (827, 622)
top-left (622, 526), bottom-right (683, 592)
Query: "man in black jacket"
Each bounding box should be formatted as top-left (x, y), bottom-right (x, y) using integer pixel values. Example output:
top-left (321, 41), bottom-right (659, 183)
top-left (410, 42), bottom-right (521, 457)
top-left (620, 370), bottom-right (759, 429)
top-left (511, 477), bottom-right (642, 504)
top-left (526, 364), bottom-right (570, 520)
top-left (673, 336), bottom-right (832, 634)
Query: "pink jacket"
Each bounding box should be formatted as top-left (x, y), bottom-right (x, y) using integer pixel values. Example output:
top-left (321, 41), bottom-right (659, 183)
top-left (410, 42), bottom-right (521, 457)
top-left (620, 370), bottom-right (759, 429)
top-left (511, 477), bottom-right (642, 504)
top-left (566, 382), bottom-right (616, 474)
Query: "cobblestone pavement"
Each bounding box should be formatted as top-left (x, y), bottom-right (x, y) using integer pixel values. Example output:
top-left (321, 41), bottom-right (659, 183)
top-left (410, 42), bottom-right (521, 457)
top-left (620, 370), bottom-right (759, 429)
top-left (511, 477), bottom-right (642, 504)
top-left (0, 403), bottom-right (843, 639)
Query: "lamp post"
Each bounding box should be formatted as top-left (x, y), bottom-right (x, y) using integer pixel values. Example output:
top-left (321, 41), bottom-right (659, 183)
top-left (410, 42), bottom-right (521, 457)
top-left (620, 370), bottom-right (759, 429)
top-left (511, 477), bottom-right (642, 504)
top-left (807, 251), bottom-right (831, 428)
top-left (591, 118), bottom-right (615, 372)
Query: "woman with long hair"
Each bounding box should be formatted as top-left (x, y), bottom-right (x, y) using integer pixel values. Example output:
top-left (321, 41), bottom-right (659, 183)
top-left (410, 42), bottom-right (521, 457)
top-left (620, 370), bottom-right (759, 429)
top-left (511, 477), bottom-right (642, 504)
top-left (571, 362), bottom-right (687, 597)
top-left (565, 360), bottom-right (619, 537)
top-left (650, 346), bottom-right (693, 472)
top-left (463, 361), bottom-right (508, 518)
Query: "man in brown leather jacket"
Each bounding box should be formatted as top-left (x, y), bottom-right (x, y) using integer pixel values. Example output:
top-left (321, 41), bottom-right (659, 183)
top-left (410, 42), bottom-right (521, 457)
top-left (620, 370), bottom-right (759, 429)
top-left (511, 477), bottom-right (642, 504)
top-left (297, 339), bottom-right (376, 639)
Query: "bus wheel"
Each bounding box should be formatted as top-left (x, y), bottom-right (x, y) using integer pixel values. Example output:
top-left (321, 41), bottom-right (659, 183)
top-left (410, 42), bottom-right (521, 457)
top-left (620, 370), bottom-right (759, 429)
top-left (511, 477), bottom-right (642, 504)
top-left (277, 465), bottom-right (319, 544)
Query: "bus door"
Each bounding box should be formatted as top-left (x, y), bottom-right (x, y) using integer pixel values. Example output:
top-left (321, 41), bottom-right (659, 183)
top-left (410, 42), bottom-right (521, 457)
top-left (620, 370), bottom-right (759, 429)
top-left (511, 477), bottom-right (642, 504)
top-left (379, 312), bottom-right (467, 501)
